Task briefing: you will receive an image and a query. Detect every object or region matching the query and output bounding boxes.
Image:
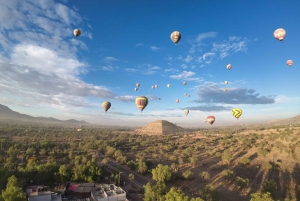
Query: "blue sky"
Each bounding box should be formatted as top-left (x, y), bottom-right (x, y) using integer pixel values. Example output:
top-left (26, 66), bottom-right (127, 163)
top-left (0, 0), bottom-right (300, 127)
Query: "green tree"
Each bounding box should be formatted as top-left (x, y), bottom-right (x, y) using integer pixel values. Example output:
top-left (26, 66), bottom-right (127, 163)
top-left (152, 164), bottom-right (173, 182)
top-left (165, 187), bottom-right (189, 201)
top-left (200, 171), bottom-right (210, 182)
top-left (1, 175), bottom-right (26, 201)
top-left (250, 192), bottom-right (274, 201)
top-left (182, 170), bottom-right (194, 180)
top-left (143, 181), bottom-right (166, 201)
top-left (222, 149), bottom-right (232, 164)
top-left (200, 184), bottom-right (219, 201)
top-left (128, 173), bottom-right (135, 186)
top-left (239, 156), bottom-right (250, 165)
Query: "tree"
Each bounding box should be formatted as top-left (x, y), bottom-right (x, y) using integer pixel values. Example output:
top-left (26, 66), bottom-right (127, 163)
top-left (200, 171), bottom-right (210, 182)
top-left (262, 179), bottom-right (277, 197)
top-left (239, 156), bottom-right (250, 165)
top-left (221, 169), bottom-right (234, 180)
top-left (250, 192), bottom-right (274, 201)
top-left (164, 187), bottom-right (189, 201)
top-left (1, 175), bottom-right (26, 201)
top-left (200, 184), bottom-right (219, 201)
top-left (182, 170), bottom-right (194, 180)
top-left (222, 149), bottom-right (232, 164)
top-left (152, 164), bottom-right (173, 182)
top-left (143, 181), bottom-right (166, 201)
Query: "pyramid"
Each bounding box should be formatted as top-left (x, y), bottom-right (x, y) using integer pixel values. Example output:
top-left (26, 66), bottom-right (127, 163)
top-left (134, 120), bottom-right (183, 135)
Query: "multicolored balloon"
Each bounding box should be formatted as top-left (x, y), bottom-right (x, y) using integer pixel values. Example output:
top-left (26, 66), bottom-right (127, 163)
top-left (232, 108), bottom-right (242, 119)
top-left (287, 60), bottom-right (293, 67)
top-left (274, 28), bottom-right (286, 42)
top-left (206, 116), bottom-right (215, 125)
top-left (226, 64), bottom-right (232, 70)
top-left (102, 101), bottom-right (111, 113)
top-left (183, 81), bottom-right (187, 85)
top-left (167, 84), bottom-right (171, 88)
top-left (170, 31), bottom-right (181, 45)
top-left (155, 85), bottom-right (158, 88)
top-left (73, 29), bottom-right (81, 37)
top-left (135, 96), bottom-right (148, 112)
top-left (184, 109), bottom-right (189, 116)
top-left (136, 83), bottom-right (140, 88)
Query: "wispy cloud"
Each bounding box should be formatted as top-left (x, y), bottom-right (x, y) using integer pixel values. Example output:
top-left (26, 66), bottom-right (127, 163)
top-left (103, 56), bottom-right (118, 62)
top-left (135, 43), bottom-right (144, 46)
top-left (125, 64), bottom-right (162, 75)
top-left (196, 32), bottom-right (218, 42)
top-left (202, 52), bottom-right (216, 64)
top-left (185, 105), bottom-right (232, 112)
top-left (169, 71), bottom-right (204, 82)
top-left (150, 46), bottom-right (163, 51)
top-left (184, 55), bottom-right (193, 63)
top-left (101, 65), bottom-right (114, 71)
top-left (212, 36), bottom-right (248, 59)
top-left (193, 82), bottom-right (276, 104)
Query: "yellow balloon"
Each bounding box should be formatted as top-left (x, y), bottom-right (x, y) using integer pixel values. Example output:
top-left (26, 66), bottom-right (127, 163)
top-left (232, 108), bottom-right (242, 119)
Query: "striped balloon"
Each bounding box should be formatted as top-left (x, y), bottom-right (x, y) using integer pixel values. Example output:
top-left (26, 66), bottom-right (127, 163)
top-left (286, 60), bottom-right (293, 67)
top-left (135, 96), bottom-right (148, 112)
top-left (102, 101), bottom-right (111, 112)
top-left (232, 108), bottom-right (242, 119)
top-left (206, 116), bottom-right (215, 125)
top-left (274, 28), bottom-right (286, 42)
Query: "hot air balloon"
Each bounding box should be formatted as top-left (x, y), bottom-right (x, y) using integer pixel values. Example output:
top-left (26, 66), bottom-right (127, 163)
top-left (73, 29), bottom-right (81, 37)
top-left (167, 84), bottom-right (170, 88)
top-left (170, 31), bottom-right (181, 45)
top-left (226, 64), bottom-right (232, 70)
top-left (184, 93), bottom-right (187, 96)
top-left (224, 81), bottom-right (228, 85)
top-left (176, 99), bottom-right (179, 103)
top-left (135, 96), bottom-right (148, 112)
top-left (184, 109), bottom-right (189, 116)
top-left (152, 86), bottom-right (155, 89)
top-left (183, 81), bottom-right (187, 85)
top-left (136, 83), bottom-right (140, 88)
top-left (206, 116), bottom-right (215, 125)
top-left (274, 28), bottom-right (286, 42)
top-left (134, 88), bottom-right (138, 91)
top-left (223, 88), bottom-right (227, 92)
top-left (158, 98), bottom-right (161, 100)
top-left (232, 108), bottom-right (242, 119)
top-left (155, 85), bottom-right (158, 88)
top-left (102, 101), bottom-right (111, 112)
top-left (287, 60), bottom-right (293, 67)
top-left (188, 95), bottom-right (190, 97)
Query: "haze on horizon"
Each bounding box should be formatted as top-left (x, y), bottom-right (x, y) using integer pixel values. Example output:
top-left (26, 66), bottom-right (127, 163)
top-left (0, 0), bottom-right (299, 127)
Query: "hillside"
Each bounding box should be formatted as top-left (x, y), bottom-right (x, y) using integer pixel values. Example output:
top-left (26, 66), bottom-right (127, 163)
top-left (0, 104), bottom-right (89, 125)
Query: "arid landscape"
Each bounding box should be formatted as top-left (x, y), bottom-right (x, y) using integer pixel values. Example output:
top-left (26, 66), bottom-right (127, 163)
top-left (0, 105), bottom-right (300, 200)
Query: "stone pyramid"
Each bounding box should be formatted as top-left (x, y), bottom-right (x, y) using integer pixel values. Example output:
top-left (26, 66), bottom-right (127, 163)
top-left (134, 120), bottom-right (183, 135)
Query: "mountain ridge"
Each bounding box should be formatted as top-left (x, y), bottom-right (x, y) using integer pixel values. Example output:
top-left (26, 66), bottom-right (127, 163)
top-left (0, 104), bottom-right (89, 124)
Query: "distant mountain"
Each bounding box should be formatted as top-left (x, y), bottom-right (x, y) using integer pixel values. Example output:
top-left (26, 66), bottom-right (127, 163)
top-left (0, 104), bottom-right (89, 124)
top-left (265, 115), bottom-right (300, 125)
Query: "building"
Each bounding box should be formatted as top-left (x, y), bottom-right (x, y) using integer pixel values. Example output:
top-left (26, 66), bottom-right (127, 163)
top-left (26, 186), bottom-right (62, 201)
top-left (91, 184), bottom-right (127, 201)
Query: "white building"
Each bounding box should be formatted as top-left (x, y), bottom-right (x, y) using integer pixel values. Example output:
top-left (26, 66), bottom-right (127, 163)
top-left (91, 184), bottom-right (127, 201)
top-left (27, 186), bottom-right (62, 201)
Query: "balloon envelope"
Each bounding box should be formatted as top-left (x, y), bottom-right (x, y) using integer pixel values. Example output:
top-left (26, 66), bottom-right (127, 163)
top-left (167, 84), bottom-right (170, 88)
top-left (152, 86), bottom-right (154, 89)
top-left (287, 60), bottom-right (293, 67)
top-left (184, 109), bottom-right (189, 116)
top-left (170, 31), bottom-right (181, 45)
top-left (102, 101), bottom-right (111, 112)
top-left (73, 29), bottom-right (81, 37)
top-left (226, 64), bottom-right (232, 70)
top-left (136, 83), bottom-right (140, 87)
top-left (135, 96), bottom-right (148, 112)
top-left (274, 28), bottom-right (286, 42)
top-left (224, 81), bottom-right (228, 85)
top-left (232, 108), bottom-right (242, 119)
top-left (134, 88), bottom-right (138, 91)
top-left (223, 88), bottom-right (227, 92)
top-left (176, 99), bottom-right (179, 103)
top-left (206, 116), bottom-right (215, 125)
top-left (155, 85), bottom-right (158, 88)
top-left (183, 81), bottom-right (187, 85)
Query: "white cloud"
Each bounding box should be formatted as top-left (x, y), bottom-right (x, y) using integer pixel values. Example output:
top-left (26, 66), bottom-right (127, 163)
top-left (202, 52), bottom-right (216, 64)
top-left (165, 57), bottom-right (173, 61)
top-left (212, 36), bottom-right (248, 59)
top-left (103, 57), bottom-right (118, 62)
top-left (135, 43), bottom-right (143, 46)
top-left (275, 95), bottom-right (300, 104)
top-left (169, 71), bottom-right (203, 82)
top-left (150, 46), bottom-right (162, 51)
top-left (176, 55), bottom-right (183, 60)
top-left (184, 55), bottom-right (193, 63)
top-left (196, 32), bottom-right (218, 42)
top-left (181, 64), bottom-right (187, 69)
top-left (101, 65), bottom-right (114, 71)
